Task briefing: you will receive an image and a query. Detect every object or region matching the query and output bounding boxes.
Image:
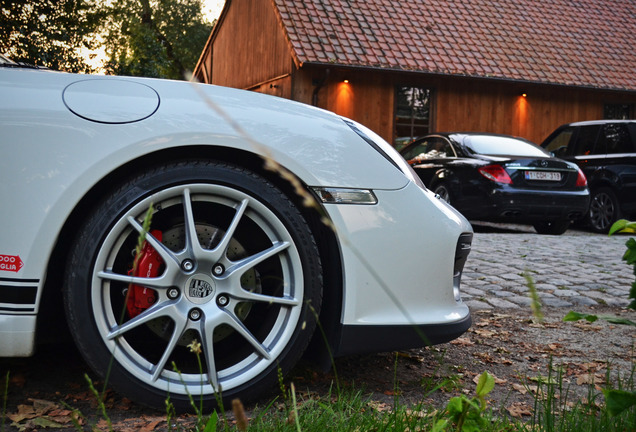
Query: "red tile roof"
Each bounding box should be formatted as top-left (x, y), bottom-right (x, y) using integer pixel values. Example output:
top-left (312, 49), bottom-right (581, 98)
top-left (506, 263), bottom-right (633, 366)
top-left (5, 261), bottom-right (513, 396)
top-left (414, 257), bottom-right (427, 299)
top-left (273, 0), bottom-right (636, 91)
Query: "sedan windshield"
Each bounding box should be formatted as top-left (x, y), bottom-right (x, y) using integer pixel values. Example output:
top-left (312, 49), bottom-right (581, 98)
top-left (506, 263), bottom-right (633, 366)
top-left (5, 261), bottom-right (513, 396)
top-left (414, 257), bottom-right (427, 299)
top-left (461, 135), bottom-right (549, 157)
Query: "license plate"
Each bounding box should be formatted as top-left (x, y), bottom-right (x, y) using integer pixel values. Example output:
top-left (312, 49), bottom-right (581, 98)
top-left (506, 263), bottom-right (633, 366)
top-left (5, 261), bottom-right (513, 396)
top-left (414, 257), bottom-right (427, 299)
top-left (525, 171), bottom-right (562, 181)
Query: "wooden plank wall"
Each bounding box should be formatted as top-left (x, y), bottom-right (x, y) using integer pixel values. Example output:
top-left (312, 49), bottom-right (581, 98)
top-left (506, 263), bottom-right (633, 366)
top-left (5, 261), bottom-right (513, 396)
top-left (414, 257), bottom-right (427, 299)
top-left (313, 70), bottom-right (395, 141)
top-left (210, 0), bottom-right (293, 94)
top-left (302, 68), bottom-right (635, 145)
top-left (435, 78), bottom-right (633, 144)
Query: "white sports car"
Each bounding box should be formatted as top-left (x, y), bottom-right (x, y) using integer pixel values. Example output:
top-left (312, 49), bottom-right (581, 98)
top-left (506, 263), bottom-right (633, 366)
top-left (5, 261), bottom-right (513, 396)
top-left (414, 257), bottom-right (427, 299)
top-left (0, 58), bottom-right (472, 410)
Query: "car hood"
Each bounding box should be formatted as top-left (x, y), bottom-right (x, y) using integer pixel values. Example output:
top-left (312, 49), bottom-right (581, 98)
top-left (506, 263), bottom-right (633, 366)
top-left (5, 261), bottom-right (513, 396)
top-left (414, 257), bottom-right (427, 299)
top-left (1, 67), bottom-right (413, 193)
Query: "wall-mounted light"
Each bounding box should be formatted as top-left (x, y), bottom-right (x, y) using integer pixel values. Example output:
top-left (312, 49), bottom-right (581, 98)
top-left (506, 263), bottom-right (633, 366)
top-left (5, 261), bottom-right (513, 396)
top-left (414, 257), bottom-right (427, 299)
top-left (343, 79), bottom-right (349, 83)
top-left (521, 93), bottom-right (527, 98)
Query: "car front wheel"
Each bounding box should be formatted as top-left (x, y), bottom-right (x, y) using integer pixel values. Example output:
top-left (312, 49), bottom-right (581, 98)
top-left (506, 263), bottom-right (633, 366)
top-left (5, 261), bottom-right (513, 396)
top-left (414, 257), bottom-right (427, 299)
top-left (588, 187), bottom-right (620, 233)
top-left (63, 160), bottom-right (322, 411)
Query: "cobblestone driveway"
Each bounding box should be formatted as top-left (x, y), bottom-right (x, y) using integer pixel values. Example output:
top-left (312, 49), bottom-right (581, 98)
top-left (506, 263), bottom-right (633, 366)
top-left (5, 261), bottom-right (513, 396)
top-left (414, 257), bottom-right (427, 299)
top-left (462, 222), bottom-right (634, 310)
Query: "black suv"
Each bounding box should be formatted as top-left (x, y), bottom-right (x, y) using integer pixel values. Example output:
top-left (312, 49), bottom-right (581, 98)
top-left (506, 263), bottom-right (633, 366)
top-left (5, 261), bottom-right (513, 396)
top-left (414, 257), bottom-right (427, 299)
top-left (541, 120), bottom-right (636, 232)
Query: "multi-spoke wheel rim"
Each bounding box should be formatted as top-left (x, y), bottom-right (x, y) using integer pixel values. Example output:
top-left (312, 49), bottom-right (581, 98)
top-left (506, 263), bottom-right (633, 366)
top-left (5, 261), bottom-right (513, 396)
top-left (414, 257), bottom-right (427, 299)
top-left (589, 192), bottom-right (615, 231)
top-left (91, 184), bottom-right (304, 395)
top-left (435, 185), bottom-right (450, 203)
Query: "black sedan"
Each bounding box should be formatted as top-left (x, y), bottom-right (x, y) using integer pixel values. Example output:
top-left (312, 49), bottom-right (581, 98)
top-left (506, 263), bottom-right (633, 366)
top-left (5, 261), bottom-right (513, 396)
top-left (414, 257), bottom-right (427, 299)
top-left (400, 133), bottom-right (590, 235)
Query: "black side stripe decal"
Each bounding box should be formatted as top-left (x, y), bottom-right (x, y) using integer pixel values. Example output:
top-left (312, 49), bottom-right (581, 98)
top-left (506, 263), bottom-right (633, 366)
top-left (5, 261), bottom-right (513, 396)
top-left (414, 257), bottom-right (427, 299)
top-left (0, 277), bottom-right (39, 283)
top-left (0, 280), bottom-right (39, 312)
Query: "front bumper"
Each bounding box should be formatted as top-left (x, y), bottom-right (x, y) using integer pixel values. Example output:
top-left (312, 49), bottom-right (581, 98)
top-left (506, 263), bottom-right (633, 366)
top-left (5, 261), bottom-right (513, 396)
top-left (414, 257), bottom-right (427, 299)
top-left (336, 311), bottom-right (472, 356)
top-left (319, 181), bottom-right (473, 356)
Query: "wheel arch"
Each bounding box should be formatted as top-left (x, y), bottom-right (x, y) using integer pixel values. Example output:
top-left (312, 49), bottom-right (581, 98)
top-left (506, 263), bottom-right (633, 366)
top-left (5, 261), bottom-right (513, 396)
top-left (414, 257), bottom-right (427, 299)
top-left (428, 169), bottom-right (460, 194)
top-left (37, 145), bottom-right (345, 354)
top-left (586, 168), bottom-right (622, 192)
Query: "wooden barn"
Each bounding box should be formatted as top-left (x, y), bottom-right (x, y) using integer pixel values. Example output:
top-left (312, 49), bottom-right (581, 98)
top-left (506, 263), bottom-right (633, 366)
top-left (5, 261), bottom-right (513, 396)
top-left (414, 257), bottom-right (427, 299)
top-left (194, 0), bottom-right (636, 147)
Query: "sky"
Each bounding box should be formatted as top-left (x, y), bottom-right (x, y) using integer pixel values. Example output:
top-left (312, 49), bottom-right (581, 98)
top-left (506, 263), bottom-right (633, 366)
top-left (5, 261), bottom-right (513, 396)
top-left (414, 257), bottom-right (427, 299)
top-left (202, 0), bottom-right (225, 21)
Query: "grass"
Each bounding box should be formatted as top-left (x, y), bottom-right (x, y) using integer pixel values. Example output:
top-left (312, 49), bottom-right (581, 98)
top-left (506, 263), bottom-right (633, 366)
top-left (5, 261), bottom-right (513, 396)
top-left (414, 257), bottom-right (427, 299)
top-left (4, 352), bottom-right (634, 431)
top-left (224, 359), bottom-right (635, 432)
top-left (524, 360), bottom-right (636, 432)
top-left (162, 361), bottom-right (633, 431)
top-left (1, 371), bottom-right (7, 432)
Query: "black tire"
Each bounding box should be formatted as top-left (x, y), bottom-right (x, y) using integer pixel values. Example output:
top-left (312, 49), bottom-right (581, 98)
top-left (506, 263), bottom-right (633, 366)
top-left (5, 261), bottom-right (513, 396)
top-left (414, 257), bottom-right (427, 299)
top-left (433, 184), bottom-right (451, 204)
top-left (588, 187), bottom-right (621, 233)
top-left (533, 220), bottom-right (571, 235)
top-left (63, 160), bottom-right (322, 411)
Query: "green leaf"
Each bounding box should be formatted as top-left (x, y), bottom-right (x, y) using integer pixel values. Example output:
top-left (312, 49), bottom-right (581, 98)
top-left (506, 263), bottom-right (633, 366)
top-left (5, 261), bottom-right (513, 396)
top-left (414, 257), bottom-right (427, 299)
top-left (529, 375), bottom-right (558, 385)
top-left (603, 389), bottom-right (636, 417)
top-left (475, 371), bottom-right (495, 398)
top-left (32, 417), bottom-right (66, 429)
top-left (609, 219), bottom-right (629, 235)
top-left (461, 411), bottom-right (489, 432)
top-left (203, 411), bottom-right (218, 432)
top-left (563, 311), bottom-right (598, 323)
top-left (564, 311), bottom-right (636, 326)
top-left (445, 396), bottom-right (465, 417)
top-left (623, 238), bottom-right (636, 265)
top-left (600, 316), bottom-right (636, 327)
top-left (609, 219), bottom-right (636, 235)
top-left (430, 419), bottom-right (449, 432)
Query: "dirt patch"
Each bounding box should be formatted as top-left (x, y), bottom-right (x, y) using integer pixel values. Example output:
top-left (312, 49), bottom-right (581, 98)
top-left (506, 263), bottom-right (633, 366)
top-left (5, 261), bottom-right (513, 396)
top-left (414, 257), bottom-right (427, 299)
top-left (328, 306), bottom-right (636, 416)
top-left (2, 306), bottom-right (634, 430)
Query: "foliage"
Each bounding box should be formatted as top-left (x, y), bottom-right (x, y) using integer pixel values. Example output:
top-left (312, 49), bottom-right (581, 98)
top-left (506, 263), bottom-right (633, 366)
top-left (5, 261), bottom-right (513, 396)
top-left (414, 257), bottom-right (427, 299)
top-left (443, 371), bottom-right (495, 431)
top-left (603, 388), bottom-right (636, 418)
top-left (559, 218), bottom-right (636, 424)
top-left (524, 271), bottom-right (544, 323)
top-left (102, 0), bottom-right (212, 79)
top-left (0, 0), bottom-right (106, 73)
top-left (2, 371), bottom-right (7, 431)
top-left (527, 359), bottom-right (636, 431)
top-left (609, 219), bottom-right (636, 235)
top-left (564, 218), bottom-right (636, 324)
top-left (563, 310), bottom-right (636, 327)
top-left (609, 219), bottom-right (636, 310)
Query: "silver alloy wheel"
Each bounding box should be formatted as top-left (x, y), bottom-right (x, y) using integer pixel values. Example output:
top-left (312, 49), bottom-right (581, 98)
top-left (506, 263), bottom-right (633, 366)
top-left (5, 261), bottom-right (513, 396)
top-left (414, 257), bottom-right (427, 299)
top-left (589, 189), bottom-right (616, 232)
top-left (91, 183), bottom-right (304, 395)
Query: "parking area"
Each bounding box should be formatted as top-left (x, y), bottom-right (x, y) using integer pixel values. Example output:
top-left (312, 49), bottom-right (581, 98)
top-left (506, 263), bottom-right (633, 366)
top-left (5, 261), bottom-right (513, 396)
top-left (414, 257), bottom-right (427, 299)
top-left (462, 222), bottom-right (634, 310)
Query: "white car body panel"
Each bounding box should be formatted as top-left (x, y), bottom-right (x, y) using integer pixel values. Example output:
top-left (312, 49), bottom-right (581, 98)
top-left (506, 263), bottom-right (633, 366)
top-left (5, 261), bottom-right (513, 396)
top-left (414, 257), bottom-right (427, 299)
top-left (0, 67), bottom-right (472, 360)
top-left (2, 69), bottom-right (406, 277)
top-left (331, 183), bottom-right (469, 326)
top-left (0, 315), bottom-right (36, 357)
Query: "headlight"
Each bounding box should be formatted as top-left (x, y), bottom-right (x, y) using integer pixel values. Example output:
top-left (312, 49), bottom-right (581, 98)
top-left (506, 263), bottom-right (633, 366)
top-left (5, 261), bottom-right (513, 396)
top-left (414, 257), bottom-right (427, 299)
top-left (311, 187), bottom-right (377, 205)
top-left (343, 118), bottom-right (426, 189)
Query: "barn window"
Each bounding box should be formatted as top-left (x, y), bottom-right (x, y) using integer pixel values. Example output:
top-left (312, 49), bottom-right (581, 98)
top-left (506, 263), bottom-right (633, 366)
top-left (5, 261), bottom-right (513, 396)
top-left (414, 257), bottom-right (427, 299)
top-left (394, 86), bottom-right (432, 149)
top-left (604, 103), bottom-right (633, 119)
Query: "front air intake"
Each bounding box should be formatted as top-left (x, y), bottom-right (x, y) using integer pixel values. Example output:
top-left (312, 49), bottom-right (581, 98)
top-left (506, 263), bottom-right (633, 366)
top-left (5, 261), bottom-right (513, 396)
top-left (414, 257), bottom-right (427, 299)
top-left (453, 233), bottom-right (473, 301)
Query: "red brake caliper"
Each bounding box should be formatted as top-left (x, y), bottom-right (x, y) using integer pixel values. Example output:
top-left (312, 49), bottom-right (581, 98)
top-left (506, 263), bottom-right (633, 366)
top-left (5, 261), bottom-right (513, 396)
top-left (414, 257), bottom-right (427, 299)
top-left (126, 229), bottom-right (163, 318)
